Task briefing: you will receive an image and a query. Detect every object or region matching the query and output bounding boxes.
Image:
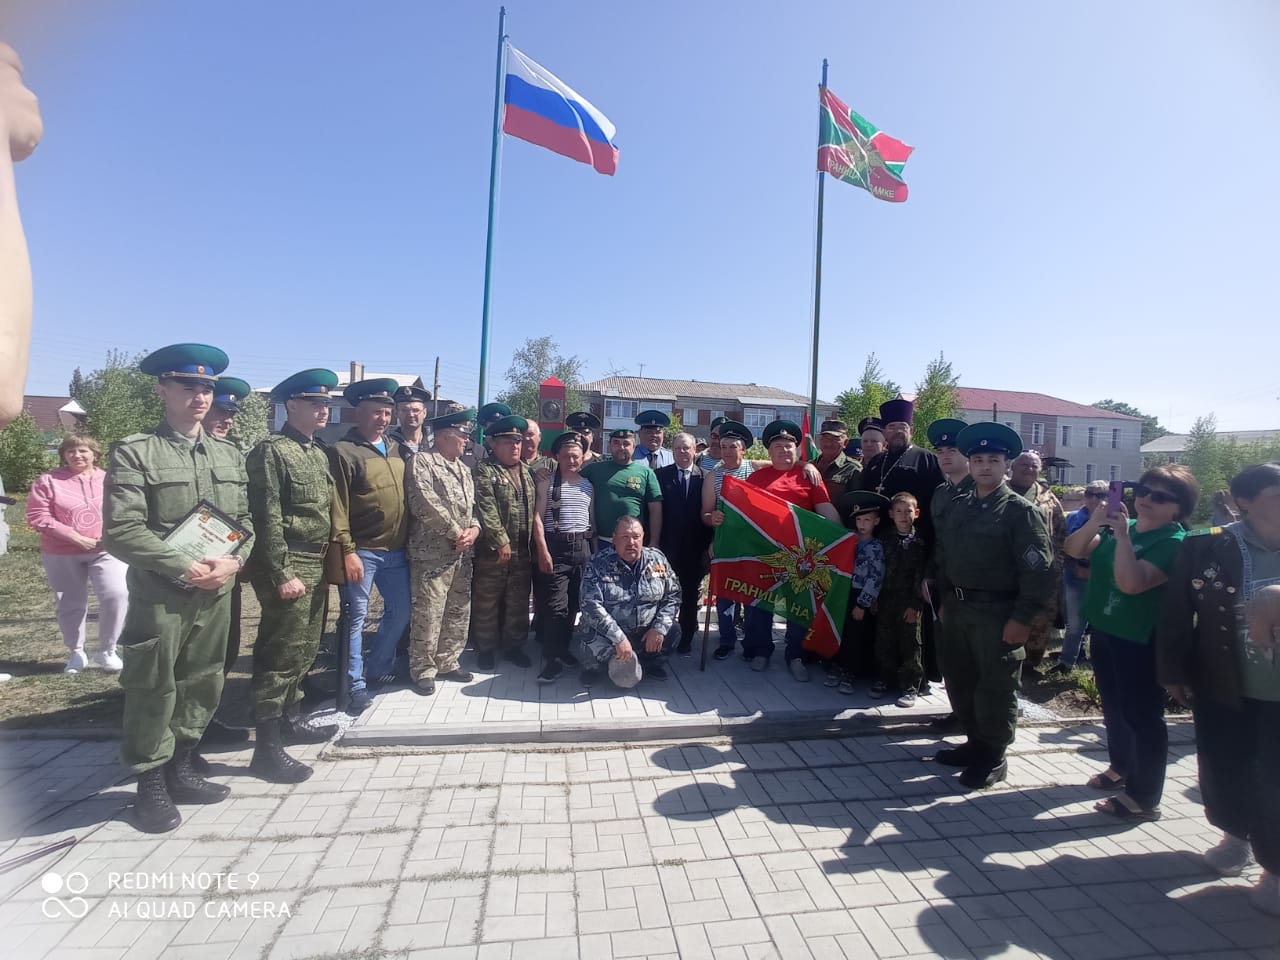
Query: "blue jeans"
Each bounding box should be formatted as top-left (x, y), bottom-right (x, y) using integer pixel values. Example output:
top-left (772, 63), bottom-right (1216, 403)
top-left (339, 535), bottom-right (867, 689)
top-left (742, 606), bottom-right (806, 663)
top-left (1058, 573), bottom-right (1088, 667)
top-left (715, 598), bottom-right (739, 651)
top-left (341, 548), bottom-right (411, 691)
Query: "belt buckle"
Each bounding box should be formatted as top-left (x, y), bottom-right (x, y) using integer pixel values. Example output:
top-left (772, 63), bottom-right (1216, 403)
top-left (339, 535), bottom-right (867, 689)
top-left (954, 587), bottom-right (965, 601)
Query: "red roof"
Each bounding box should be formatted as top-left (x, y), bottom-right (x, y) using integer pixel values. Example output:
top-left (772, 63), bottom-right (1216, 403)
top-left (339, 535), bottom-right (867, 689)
top-left (23, 395), bottom-right (73, 432)
top-left (955, 388), bottom-right (1139, 421)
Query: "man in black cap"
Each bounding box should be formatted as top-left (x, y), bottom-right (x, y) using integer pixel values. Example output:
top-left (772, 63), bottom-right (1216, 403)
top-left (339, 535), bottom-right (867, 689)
top-left (634, 410), bottom-right (675, 469)
top-left (104, 343), bottom-right (253, 833)
top-left (327, 378), bottom-right (410, 713)
top-left (700, 416), bottom-right (729, 472)
top-left (389, 385), bottom-right (432, 459)
top-left (858, 417), bottom-right (887, 465)
top-left (565, 411), bottom-right (603, 463)
top-left (815, 419), bottom-right (861, 500)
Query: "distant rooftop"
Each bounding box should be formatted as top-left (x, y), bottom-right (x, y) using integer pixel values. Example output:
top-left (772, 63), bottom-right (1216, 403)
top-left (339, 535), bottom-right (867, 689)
top-left (578, 376), bottom-right (832, 406)
top-left (954, 388), bottom-right (1140, 420)
top-left (1142, 429), bottom-right (1280, 454)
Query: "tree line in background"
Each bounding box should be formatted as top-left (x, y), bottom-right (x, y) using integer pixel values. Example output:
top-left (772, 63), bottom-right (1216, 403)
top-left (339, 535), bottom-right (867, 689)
top-left (1162, 414), bottom-right (1280, 526)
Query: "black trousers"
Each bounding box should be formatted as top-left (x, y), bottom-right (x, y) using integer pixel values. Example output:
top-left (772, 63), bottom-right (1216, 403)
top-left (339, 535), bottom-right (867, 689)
top-left (1092, 629), bottom-right (1168, 808)
top-left (533, 535), bottom-right (592, 662)
top-left (1194, 695), bottom-right (1280, 873)
top-left (671, 554), bottom-right (705, 649)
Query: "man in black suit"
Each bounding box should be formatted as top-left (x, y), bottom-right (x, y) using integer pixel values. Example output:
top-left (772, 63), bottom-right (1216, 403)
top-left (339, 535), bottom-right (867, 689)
top-left (656, 433), bottom-right (713, 655)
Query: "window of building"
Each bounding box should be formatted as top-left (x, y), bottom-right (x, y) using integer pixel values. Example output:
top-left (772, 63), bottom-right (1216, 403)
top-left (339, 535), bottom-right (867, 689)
top-left (1111, 428), bottom-right (1121, 449)
top-left (709, 409), bottom-right (726, 422)
top-left (1032, 422), bottom-right (1044, 445)
top-left (742, 407), bottom-right (775, 431)
top-left (1087, 426), bottom-right (1097, 448)
top-left (1061, 425), bottom-right (1072, 447)
top-left (1109, 464), bottom-right (1120, 481)
top-left (1085, 463), bottom-right (1096, 483)
top-left (681, 407), bottom-right (700, 426)
top-left (604, 399), bottom-right (638, 420)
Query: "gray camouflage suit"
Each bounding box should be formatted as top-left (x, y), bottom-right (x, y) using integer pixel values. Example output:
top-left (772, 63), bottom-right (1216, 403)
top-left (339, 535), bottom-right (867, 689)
top-left (574, 546), bottom-right (682, 677)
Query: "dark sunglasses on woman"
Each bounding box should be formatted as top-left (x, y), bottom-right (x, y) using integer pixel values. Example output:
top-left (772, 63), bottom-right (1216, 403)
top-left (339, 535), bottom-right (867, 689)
top-left (1133, 483), bottom-right (1178, 505)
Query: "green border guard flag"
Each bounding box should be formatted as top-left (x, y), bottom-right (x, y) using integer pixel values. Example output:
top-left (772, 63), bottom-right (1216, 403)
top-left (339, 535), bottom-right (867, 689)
top-left (817, 87), bottom-right (913, 202)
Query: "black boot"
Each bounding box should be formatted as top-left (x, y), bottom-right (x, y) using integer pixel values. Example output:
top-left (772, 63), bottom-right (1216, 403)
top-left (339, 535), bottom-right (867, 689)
top-left (189, 750), bottom-right (212, 775)
top-left (199, 718), bottom-right (250, 745)
top-left (935, 740), bottom-right (981, 767)
top-left (959, 752), bottom-right (1009, 790)
top-left (164, 746), bottom-right (232, 804)
top-left (281, 705), bottom-right (339, 745)
top-left (134, 768), bottom-right (182, 833)
top-left (250, 719), bottom-right (313, 783)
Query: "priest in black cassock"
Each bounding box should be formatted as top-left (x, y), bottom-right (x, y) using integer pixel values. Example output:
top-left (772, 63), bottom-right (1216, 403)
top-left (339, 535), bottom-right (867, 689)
top-left (859, 396), bottom-right (945, 685)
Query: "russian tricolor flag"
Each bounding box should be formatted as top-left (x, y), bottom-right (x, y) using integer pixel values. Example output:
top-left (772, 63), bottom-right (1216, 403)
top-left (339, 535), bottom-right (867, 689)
top-left (502, 46), bottom-right (618, 176)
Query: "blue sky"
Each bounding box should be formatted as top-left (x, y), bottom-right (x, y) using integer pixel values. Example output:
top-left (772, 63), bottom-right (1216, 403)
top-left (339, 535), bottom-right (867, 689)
top-left (5, 0), bottom-right (1276, 432)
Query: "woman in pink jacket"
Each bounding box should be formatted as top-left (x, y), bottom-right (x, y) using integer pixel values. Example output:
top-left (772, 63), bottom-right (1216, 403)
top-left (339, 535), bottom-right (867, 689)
top-left (26, 435), bottom-right (128, 672)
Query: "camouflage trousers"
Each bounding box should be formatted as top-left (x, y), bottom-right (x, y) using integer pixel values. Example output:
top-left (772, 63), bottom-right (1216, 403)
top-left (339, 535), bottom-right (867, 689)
top-left (875, 600), bottom-right (924, 691)
top-left (118, 569), bottom-right (232, 774)
top-left (1023, 591), bottom-right (1061, 668)
top-left (410, 555), bottom-right (473, 681)
top-left (470, 551), bottom-right (533, 653)
top-left (249, 556), bottom-right (326, 722)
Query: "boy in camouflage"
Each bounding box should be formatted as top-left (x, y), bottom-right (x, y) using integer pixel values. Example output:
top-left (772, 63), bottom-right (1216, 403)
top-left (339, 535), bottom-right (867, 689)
top-left (829, 491), bottom-right (887, 694)
top-left (874, 492), bottom-right (928, 707)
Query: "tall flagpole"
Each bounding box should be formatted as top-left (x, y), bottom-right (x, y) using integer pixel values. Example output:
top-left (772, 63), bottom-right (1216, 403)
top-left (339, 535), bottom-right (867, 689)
top-left (807, 59), bottom-right (829, 434)
top-left (477, 6), bottom-right (508, 408)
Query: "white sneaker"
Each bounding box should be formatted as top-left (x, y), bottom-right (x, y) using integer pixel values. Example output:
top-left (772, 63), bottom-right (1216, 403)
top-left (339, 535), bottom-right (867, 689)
top-left (1250, 871), bottom-right (1280, 917)
top-left (789, 660), bottom-right (809, 682)
top-left (65, 651), bottom-right (88, 674)
top-left (1204, 832), bottom-right (1254, 877)
top-left (93, 650), bottom-right (124, 672)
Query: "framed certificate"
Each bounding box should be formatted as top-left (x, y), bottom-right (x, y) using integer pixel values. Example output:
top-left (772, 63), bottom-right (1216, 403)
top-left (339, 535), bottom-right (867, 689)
top-left (162, 499), bottom-right (252, 578)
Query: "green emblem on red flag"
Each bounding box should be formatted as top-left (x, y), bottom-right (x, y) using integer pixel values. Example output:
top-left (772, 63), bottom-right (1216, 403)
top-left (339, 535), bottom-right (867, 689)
top-left (710, 475), bottom-right (857, 657)
top-left (817, 86), bottom-right (913, 203)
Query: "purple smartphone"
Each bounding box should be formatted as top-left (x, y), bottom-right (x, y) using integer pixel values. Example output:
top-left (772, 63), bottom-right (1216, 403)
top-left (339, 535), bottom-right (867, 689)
top-left (1106, 480), bottom-right (1125, 516)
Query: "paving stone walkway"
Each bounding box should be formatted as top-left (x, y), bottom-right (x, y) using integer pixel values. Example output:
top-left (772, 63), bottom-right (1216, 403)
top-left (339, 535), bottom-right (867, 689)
top-left (1, 720), bottom-right (1276, 960)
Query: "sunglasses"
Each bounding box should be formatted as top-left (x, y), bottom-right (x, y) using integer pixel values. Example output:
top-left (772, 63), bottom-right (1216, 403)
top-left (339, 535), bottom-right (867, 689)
top-left (1133, 484), bottom-right (1179, 505)
top-left (1084, 492), bottom-right (1106, 499)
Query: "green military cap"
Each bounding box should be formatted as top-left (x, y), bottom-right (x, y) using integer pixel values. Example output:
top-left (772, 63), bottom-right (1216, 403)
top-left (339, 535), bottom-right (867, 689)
top-left (343, 377), bottom-right (399, 407)
top-left (393, 385), bottom-right (432, 404)
top-left (486, 414), bottom-right (528, 439)
top-left (431, 406), bottom-right (477, 432)
top-left (836, 489), bottom-right (890, 524)
top-left (138, 343), bottom-right (228, 383)
top-left (844, 437), bottom-right (862, 458)
top-left (634, 409), bottom-right (670, 428)
top-left (609, 428), bottom-right (636, 440)
top-left (478, 401), bottom-right (512, 426)
top-left (211, 376), bottom-right (251, 413)
top-left (272, 368), bottom-right (338, 402)
top-left (956, 422), bottom-right (1022, 458)
top-left (709, 416), bottom-right (730, 431)
top-left (820, 419), bottom-right (849, 436)
top-left (565, 411), bottom-right (601, 431)
top-left (927, 418), bottom-right (968, 450)
top-left (717, 420), bottom-right (753, 446)
top-left (762, 419), bottom-right (802, 447)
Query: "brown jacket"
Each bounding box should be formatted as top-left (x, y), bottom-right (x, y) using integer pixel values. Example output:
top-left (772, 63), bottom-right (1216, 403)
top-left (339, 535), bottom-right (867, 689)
top-left (1155, 526), bottom-right (1246, 708)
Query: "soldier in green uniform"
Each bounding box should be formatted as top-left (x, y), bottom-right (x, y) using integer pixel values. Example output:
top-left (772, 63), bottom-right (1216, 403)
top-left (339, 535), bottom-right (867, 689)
top-left (244, 369), bottom-right (340, 783)
top-left (471, 415), bottom-right (537, 671)
top-left (932, 422), bottom-right (1054, 789)
top-left (815, 419), bottom-right (862, 499)
top-left (103, 343), bottom-right (254, 833)
top-left (925, 417), bottom-right (969, 731)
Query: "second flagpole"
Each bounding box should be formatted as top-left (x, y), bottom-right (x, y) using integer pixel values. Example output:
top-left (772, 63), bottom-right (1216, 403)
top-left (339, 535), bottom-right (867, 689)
top-left (807, 58), bottom-right (829, 436)
top-left (477, 6), bottom-right (508, 409)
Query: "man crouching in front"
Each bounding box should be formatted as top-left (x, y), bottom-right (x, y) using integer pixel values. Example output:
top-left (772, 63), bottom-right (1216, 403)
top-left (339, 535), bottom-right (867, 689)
top-left (574, 517), bottom-right (681, 689)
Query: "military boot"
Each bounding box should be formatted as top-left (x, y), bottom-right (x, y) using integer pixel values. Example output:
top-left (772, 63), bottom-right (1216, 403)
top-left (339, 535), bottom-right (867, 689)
top-left (164, 746), bottom-right (232, 804)
top-left (281, 705), bottom-right (339, 745)
top-left (935, 740), bottom-right (981, 767)
top-left (250, 719), bottom-right (313, 783)
top-left (959, 750), bottom-right (1009, 791)
top-left (199, 718), bottom-right (250, 744)
top-left (134, 768), bottom-right (182, 834)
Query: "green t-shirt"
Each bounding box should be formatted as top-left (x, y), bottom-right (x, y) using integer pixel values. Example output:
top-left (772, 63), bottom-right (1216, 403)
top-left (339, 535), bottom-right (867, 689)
top-left (581, 460), bottom-right (662, 539)
top-left (1082, 520), bottom-right (1184, 644)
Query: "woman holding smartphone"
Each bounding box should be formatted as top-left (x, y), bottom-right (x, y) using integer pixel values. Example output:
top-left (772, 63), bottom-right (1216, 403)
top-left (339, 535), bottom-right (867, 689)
top-left (1064, 464), bottom-right (1199, 821)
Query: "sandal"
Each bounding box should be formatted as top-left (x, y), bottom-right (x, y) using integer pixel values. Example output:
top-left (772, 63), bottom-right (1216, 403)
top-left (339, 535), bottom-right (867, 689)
top-left (1086, 770), bottom-right (1126, 791)
top-left (1095, 795), bottom-right (1161, 822)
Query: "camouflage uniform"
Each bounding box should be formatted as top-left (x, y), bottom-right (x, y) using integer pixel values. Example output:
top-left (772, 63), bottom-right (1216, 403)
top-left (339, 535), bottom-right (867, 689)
top-left (1015, 480), bottom-right (1066, 667)
top-left (244, 424), bottom-right (333, 721)
top-left (876, 528), bottom-right (928, 690)
top-left (574, 546), bottom-right (682, 676)
top-left (407, 449), bottom-right (478, 680)
top-left (471, 459), bottom-right (536, 653)
top-left (103, 424), bottom-right (253, 774)
top-left (819, 453), bottom-right (862, 501)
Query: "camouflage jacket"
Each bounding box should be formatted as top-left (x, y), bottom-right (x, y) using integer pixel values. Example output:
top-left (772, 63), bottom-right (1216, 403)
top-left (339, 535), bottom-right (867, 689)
top-left (408, 449), bottom-right (478, 576)
top-left (1014, 480), bottom-right (1067, 578)
top-left (245, 424), bottom-right (333, 587)
top-left (819, 453), bottom-right (862, 500)
top-left (473, 460), bottom-right (535, 555)
top-left (577, 546), bottom-right (682, 645)
top-left (852, 537), bottom-right (885, 610)
top-left (879, 528), bottom-right (927, 613)
top-left (103, 422), bottom-right (253, 590)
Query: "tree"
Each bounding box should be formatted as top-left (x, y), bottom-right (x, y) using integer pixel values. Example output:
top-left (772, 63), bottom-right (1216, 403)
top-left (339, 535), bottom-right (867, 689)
top-left (495, 336), bottom-right (586, 421)
top-left (1181, 412), bottom-right (1280, 524)
top-left (1092, 399), bottom-right (1170, 446)
top-left (228, 393), bottom-right (270, 452)
top-left (911, 353), bottom-right (959, 435)
top-left (0, 410), bottom-right (53, 491)
top-left (76, 350), bottom-right (165, 447)
top-left (834, 354), bottom-right (901, 426)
